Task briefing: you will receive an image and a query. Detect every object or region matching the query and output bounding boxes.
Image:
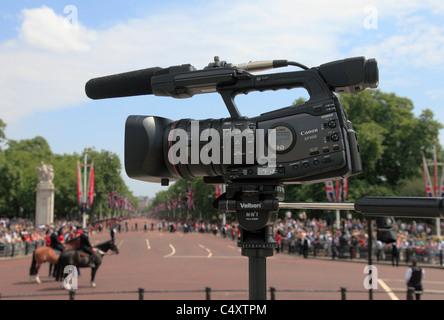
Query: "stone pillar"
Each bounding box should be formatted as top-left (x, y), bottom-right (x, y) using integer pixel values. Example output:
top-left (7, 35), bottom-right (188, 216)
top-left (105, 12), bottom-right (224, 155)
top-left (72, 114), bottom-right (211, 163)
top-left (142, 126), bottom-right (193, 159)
top-left (35, 161), bottom-right (55, 226)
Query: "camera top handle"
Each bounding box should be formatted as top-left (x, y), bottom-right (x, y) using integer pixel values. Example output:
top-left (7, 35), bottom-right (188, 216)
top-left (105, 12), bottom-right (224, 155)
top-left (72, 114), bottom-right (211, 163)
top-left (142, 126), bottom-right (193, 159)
top-left (86, 56), bottom-right (378, 119)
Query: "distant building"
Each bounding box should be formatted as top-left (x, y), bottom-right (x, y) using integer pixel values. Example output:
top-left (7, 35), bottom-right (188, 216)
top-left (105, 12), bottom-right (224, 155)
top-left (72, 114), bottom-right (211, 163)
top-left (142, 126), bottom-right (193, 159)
top-left (137, 196), bottom-right (152, 214)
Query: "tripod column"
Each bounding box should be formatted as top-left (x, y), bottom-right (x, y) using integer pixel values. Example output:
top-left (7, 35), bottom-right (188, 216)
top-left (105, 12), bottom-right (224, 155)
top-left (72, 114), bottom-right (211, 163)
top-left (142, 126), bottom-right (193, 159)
top-left (243, 248), bottom-right (274, 300)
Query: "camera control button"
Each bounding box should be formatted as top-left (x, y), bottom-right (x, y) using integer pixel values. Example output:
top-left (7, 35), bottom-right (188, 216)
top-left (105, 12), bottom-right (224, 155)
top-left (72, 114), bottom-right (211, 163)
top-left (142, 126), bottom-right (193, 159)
top-left (322, 156), bottom-right (332, 163)
top-left (331, 133), bottom-right (339, 141)
top-left (302, 161), bottom-right (310, 168)
top-left (328, 120), bottom-right (336, 128)
top-left (313, 159), bottom-right (320, 166)
top-left (323, 147), bottom-right (330, 153)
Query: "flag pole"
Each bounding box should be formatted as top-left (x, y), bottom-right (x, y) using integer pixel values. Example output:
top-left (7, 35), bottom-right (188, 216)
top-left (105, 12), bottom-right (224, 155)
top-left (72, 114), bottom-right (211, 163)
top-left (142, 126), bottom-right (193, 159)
top-left (83, 148), bottom-right (88, 228)
top-left (433, 140), bottom-right (441, 240)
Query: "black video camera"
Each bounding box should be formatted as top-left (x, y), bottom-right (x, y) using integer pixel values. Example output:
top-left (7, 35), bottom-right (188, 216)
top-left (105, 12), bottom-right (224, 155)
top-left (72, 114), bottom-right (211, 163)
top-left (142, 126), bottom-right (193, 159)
top-left (86, 56), bottom-right (378, 186)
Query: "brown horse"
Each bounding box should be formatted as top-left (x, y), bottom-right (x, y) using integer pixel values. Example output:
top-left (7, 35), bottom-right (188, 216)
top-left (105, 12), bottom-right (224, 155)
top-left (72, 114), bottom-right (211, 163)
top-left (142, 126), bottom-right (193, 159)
top-left (29, 239), bottom-right (79, 284)
top-left (54, 240), bottom-right (119, 288)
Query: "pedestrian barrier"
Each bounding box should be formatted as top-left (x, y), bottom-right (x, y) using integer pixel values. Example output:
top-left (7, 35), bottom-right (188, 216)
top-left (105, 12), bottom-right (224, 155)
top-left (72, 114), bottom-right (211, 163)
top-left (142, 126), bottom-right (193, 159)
top-left (1, 286), bottom-right (443, 300)
top-left (0, 240), bottom-right (45, 258)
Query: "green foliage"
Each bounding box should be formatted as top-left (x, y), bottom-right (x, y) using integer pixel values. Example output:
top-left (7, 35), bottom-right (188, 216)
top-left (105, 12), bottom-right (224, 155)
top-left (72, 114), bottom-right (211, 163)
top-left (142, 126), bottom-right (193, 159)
top-left (0, 121), bottom-right (138, 220)
top-left (340, 90), bottom-right (442, 185)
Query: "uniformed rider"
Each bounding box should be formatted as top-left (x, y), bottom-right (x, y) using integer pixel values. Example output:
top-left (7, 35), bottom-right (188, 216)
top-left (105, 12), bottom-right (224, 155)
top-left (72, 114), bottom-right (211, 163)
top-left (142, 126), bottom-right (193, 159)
top-left (76, 228), bottom-right (96, 268)
top-left (49, 227), bottom-right (65, 254)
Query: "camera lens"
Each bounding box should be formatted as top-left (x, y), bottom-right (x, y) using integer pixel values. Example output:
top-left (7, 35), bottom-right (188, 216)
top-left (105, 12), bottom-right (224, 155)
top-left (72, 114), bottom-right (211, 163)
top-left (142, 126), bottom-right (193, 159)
top-left (364, 58), bottom-right (379, 89)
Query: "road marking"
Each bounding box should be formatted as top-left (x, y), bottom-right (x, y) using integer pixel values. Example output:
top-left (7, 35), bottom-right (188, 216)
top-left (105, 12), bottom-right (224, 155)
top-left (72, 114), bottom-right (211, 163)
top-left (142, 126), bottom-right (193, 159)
top-left (117, 240), bottom-right (124, 249)
top-left (146, 239), bottom-right (150, 250)
top-left (164, 244), bottom-right (176, 258)
top-left (168, 255), bottom-right (243, 259)
top-left (199, 244), bottom-right (212, 258)
top-left (378, 279), bottom-right (399, 300)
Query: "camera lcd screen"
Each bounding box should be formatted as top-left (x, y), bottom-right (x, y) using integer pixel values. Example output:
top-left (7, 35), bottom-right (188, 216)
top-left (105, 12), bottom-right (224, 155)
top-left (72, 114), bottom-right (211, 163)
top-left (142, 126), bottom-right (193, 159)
top-left (274, 125), bottom-right (294, 153)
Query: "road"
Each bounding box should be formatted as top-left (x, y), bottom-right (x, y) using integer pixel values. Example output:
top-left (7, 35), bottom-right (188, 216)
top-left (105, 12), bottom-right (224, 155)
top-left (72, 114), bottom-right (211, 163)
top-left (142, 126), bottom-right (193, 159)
top-left (1, 218), bottom-right (443, 301)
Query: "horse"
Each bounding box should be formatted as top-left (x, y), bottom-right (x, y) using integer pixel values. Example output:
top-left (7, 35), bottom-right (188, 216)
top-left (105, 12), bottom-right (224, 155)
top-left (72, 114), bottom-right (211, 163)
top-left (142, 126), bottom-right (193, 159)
top-left (29, 238), bottom-right (79, 284)
top-left (55, 239), bottom-right (119, 288)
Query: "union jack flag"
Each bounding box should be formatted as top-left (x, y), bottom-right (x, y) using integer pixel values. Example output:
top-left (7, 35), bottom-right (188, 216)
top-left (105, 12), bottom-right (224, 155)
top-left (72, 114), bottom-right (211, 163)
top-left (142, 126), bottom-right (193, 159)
top-left (107, 192), bottom-right (113, 208)
top-left (167, 195), bottom-right (171, 210)
top-left (186, 186), bottom-right (195, 210)
top-left (326, 179), bottom-right (348, 202)
top-left (325, 181), bottom-right (335, 202)
top-left (342, 178), bottom-right (348, 201)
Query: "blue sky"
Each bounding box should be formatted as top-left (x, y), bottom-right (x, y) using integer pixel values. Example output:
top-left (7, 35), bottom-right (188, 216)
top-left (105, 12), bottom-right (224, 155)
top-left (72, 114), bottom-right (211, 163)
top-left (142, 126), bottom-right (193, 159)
top-left (1, 1), bottom-right (444, 198)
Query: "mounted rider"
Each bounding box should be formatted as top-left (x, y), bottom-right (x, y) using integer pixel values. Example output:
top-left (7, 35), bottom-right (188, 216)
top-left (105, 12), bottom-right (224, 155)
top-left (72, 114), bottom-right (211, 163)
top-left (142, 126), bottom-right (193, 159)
top-left (75, 228), bottom-right (96, 268)
top-left (49, 227), bottom-right (65, 254)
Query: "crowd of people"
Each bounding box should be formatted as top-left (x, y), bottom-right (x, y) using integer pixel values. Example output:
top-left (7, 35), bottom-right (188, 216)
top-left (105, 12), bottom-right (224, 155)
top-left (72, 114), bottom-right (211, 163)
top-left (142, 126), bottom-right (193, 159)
top-left (2, 214), bottom-right (444, 266)
top-left (151, 213), bottom-right (444, 266)
top-left (272, 214), bottom-right (444, 265)
top-left (0, 217), bottom-right (121, 258)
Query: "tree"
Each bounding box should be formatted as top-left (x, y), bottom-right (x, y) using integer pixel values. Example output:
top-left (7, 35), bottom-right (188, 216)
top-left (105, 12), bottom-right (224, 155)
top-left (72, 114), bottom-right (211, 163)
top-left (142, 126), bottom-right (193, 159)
top-left (285, 90), bottom-right (442, 216)
top-left (340, 90), bottom-right (442, 186)
top-left (0, 119), bottom-right (6, 149)
top-left (0, 136), bottom-right (52, 217)
top-left (0, 125), bottom-right (138, 219)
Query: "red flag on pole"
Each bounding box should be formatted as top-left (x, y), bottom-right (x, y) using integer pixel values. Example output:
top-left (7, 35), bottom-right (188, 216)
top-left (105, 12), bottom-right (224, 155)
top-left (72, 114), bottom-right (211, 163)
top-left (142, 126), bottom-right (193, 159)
top-left (215, 185), bottom-right (222, 198)
top-left (433, 143), bottom-right (439, 197)
top-left (440, 160), bottom-right (444, 197)
top-left (422, 152), bottom-right (434, 197)
top-left (87, 162), bottom-right (94, 207)
top-left (335, 180), bottom-right (342, 202)
top-left (76, 161), bottom-right (83, 206)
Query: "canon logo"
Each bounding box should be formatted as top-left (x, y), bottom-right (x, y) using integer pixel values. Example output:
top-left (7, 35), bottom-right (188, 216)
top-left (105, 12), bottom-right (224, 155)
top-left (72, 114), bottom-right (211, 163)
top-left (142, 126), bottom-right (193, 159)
top-left (300, 128), bottom-right (319, 135)
top-left (239, 203), bottom-right (262, 209)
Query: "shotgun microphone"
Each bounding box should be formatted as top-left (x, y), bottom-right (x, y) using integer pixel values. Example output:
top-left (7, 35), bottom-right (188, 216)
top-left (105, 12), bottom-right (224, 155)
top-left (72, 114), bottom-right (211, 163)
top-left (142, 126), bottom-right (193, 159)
top-left (85, 67), bottom-right (162, 100)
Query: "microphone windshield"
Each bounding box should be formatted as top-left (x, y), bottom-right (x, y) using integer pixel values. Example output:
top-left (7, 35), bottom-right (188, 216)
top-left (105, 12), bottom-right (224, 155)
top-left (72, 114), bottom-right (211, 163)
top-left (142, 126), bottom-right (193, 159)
top-left (85, 67), bottom-right (162, 100)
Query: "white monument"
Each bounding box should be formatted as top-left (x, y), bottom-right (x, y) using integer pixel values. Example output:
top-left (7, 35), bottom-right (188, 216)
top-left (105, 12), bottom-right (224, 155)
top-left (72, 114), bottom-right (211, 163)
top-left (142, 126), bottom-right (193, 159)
top-left (35, 161), bottom-right (55, 226)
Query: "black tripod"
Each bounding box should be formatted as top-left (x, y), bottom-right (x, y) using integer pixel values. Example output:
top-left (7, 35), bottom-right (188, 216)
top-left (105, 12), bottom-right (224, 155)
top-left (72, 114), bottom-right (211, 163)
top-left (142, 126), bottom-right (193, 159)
top-left (215, 183), bottom-right (284, 300)
top-left (215, 184), bottom-right (444, 300)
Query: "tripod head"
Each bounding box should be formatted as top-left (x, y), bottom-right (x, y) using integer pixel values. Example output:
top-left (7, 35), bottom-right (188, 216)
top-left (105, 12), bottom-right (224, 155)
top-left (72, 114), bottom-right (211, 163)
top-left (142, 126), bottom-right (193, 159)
top-left (214, 183), bottom-right (284, 249)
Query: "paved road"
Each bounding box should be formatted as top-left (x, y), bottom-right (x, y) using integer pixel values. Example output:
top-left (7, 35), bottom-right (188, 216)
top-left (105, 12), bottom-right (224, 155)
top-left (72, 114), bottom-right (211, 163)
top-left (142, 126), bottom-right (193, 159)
top-left (1, 218), bottom-right (443, 301)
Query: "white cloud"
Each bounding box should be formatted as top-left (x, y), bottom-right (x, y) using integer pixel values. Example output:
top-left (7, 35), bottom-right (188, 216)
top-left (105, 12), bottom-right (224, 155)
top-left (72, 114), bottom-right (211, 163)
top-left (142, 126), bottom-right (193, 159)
top-left (19, 6), bottom-right (97, 53)
top-left (0, 1), bottom-right (444, 125)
